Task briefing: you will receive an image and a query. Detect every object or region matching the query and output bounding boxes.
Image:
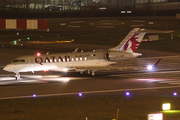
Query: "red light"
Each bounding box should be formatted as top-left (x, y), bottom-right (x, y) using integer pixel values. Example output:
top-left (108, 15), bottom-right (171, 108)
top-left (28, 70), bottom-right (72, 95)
top-left (44, 70), bottom-right (49, 72)
top-left (37, 52), bottom-right (41, 56)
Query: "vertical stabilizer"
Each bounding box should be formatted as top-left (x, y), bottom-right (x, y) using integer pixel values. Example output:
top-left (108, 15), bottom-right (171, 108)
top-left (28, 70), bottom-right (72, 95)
top-left (109, 28), bottom-right (146, 53)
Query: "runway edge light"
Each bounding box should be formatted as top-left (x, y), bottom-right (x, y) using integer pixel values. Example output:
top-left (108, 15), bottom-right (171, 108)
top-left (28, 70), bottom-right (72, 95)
top-left (125, 92), bottom-right (130, 96)
top-left (162, 103), bottom-right (170, 111)
top-left (173, 92), bottom-right (177, 96)
top-left (79, 93), bottom-right (82, 97)
top-left (33, 94), bottom-right (36, 97)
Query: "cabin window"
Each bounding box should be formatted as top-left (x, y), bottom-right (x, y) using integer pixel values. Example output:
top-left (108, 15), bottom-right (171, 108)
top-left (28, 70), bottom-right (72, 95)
top-left (84, 57), bottom-right (87, 60)
top-left (12, 59), bottom-right (25, 62)
top-left (72, 58), bottom-right (74, 61)
top-left (20, 60), bottom-right (25, 62)
top-left (80, 57), bottom-right (82, 61)
top-left (76, 58), bottom-right (78, 61)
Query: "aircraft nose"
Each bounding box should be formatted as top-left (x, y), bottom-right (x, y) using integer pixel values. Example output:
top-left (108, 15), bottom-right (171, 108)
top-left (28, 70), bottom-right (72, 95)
top-left (3, 65), bottom-right (14, 72)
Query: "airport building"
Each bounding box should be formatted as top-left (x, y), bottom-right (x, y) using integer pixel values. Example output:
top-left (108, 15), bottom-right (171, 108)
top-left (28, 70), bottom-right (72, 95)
top-left (1, 0), bottom-right (180, 10)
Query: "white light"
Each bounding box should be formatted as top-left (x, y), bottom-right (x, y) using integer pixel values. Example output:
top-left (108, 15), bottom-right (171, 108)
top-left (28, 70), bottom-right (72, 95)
top-left (79, 93), bottom-right (82, 96)
top-left (121, 11), bottom-right (125, 13)
top-left (148, 113), bottom-right (163, 120)
top-left (173, 92), bottom-right (177, 96)
top-left (59, 78), bottom-right (70, 82)
top-left (33, 94), bottom-right (36, 97)
top-left (99, 7), bottom-right (106, 10)
top-left (126, 92), bottom-right (130, 96)
top-left (162, 103), bottom-right (170, 111)
top-left (63, 68), bottom-right (68, 72)
top-left (147, 65), bottom-right (153, 71)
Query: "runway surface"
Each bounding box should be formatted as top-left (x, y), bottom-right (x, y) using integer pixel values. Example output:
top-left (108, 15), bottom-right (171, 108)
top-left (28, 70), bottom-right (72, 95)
top-left (0, 51), bottom-right (180, 99)
top-left (0, 17), bottom-right (180, 99)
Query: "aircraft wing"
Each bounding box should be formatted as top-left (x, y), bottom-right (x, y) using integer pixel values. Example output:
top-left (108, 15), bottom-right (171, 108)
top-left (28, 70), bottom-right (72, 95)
top-left (75, 66), bottom-right (145, 71)
top-left (74, 58), bottom-right (161, 72)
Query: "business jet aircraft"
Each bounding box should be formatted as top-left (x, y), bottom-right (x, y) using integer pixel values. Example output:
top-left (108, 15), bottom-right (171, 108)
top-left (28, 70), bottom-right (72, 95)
top-left (3, 28), bottom-right (161, 80)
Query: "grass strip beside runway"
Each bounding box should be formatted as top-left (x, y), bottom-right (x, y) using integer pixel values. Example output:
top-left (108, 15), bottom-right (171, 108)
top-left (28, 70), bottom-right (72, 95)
top-left (0, 96), bottom-right (180, 120)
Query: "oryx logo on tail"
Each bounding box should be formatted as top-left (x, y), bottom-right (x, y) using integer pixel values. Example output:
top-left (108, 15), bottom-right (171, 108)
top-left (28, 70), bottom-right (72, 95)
top-left (109, 28), bottom-right (146, 52)
top-left (123, 33), bottom-right (141, 53)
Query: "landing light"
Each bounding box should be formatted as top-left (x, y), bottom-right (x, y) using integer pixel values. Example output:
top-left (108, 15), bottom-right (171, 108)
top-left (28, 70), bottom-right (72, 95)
top-left (63, 68), bottom-right (68, 72)
top-left (44, 70), bottom-right (49, 72)
top-left (147, 65), bottom-right (153, 71)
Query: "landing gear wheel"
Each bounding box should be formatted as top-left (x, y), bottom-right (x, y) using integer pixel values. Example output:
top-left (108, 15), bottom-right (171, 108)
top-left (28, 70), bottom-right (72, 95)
top-left (78, 71), bottom-right (84, 75)
top-left (14, 72), bottom-right (20, 80)
top-left (91, 71), bottom-right (95, 76)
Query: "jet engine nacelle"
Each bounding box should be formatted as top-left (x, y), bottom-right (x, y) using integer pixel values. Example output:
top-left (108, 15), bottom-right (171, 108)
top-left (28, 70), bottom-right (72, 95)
top-left (107, 51), bottom-right (137, 61)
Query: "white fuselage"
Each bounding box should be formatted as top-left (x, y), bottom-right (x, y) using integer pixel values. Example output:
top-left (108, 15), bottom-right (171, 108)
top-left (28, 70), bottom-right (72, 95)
top-left (3, 50), bottom-right (139, 73)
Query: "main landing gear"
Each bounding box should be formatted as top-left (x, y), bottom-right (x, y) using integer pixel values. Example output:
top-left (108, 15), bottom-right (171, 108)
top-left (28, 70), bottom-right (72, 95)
top-left (14, 72), bottom-right (20, 80)
top-left (78, 70), bottom-right (96, 76)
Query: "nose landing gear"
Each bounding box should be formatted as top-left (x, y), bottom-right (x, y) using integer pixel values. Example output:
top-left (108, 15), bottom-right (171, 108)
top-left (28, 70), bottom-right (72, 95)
top-left (14, 72), bottom-right (20, 80)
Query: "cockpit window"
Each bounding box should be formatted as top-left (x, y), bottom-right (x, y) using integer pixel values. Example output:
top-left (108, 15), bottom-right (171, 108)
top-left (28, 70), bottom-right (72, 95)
top-left (12, 59), bottom-right (25, 63)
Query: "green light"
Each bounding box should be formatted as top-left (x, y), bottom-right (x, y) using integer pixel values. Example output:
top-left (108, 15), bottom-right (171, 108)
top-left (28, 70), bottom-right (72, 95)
top-left (21, 44), bottom-right (23, 46)
top-left (19, 39), bottom-right (21, 41)
top-left (14, 41), bottom-right (17, 45)
top-left (27, 37), bottom-right (30, 40)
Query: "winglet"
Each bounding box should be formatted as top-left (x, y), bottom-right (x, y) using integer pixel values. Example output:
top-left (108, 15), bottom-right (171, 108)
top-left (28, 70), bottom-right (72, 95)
top-left (73, 48), bottom-right (78, 53)
top-left (153, 58), bottom-right (161, 68)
